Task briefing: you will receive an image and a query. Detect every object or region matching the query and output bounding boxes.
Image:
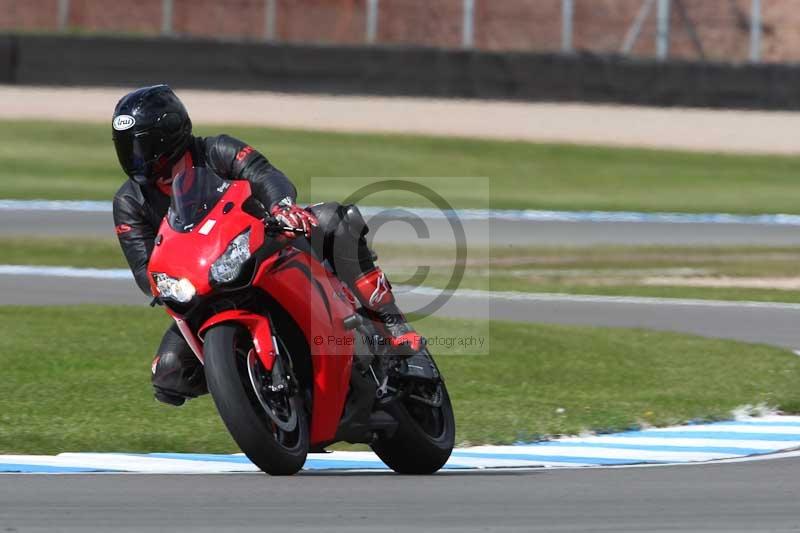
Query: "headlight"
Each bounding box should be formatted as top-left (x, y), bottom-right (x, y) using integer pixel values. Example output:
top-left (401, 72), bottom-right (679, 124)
top-left (153, 273), bottom-right (196, 303)
top-left (210, 228), bottom-right (252, 284)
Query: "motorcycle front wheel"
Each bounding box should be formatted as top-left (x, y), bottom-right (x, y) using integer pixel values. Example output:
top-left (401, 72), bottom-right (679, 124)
top-left (204, 323), bottom-right (308, 475)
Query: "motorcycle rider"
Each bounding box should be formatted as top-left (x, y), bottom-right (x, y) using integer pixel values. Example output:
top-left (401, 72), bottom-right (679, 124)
top-left (112, 85), bottom-right (422, 406)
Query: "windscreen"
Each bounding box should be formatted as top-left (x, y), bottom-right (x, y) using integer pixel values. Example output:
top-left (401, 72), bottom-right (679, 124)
top-left (168, 167), bottom-right (229, 232)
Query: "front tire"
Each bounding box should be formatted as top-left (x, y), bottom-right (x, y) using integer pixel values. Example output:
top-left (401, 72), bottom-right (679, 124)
top-left (204, 324), bottom-right (308, 475)
top-left (371, 377), bottom-right (455, 474)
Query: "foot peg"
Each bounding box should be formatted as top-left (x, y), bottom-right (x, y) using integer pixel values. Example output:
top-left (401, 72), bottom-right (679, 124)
top-left (342, 313), bottom-right (363, 330)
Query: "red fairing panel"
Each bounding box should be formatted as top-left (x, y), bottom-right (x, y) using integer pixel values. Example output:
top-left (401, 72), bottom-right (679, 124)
top-left (149, 176), bottom-right (356, 445)
top-left (147, 181), bottom-right (265, 298)
top-left (198, 310), bottom-right (276, 371)
top-left (255, 249), bottom-right (357, 445)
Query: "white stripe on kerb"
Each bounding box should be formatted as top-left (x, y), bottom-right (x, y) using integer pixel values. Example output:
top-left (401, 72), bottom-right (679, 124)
top-left (646, 424), bottom-right (800, 434)
top-left (459, 445), bottom-right (733, 462)
top-left (4, 414), bottom-right (800, 474)
top-left (556, 436), bottom-right (800, 450)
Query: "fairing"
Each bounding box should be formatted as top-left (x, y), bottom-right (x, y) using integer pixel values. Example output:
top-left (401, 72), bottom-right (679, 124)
top-left (256, 249), bottom-right (356, 443)
top-left (148, 179), bottom-right (265, 298)
top-left (198, 310), bottom-right (276, 371)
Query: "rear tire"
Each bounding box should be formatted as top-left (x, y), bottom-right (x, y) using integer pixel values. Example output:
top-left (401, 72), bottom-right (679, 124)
top-left (371, 379), bottom-right (455, 474)
top-left (204, 324), bottom-right (308, 475)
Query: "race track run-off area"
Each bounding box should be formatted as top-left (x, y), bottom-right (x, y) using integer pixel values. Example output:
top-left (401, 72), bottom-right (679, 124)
top-left (3, 416), bottom-right (800, 473)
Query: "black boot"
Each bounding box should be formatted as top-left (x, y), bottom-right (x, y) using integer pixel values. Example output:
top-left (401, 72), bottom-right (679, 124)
top-left (151, 335), bottom-right (208, 407)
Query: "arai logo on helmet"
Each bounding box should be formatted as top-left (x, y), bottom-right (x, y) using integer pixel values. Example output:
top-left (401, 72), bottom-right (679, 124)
top-left (113, 115), bottom-right (136, 131)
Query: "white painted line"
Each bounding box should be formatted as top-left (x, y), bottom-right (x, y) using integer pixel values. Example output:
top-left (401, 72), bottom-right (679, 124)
top-left (3, 264), bottom-right (800, 312)
top-left (0, 265), bottom-right (132, 279)
top-left (0, 200), bottom-right (111, 212)
top-left (1, 453), bottom-right (259, 474)
top-left (360, 207), bottom-right (800, 226)
top-left (458, 445), bottom-right (734, 462)
top-left (702, 448), bottom-right (800, 464)
top-left (398, 285), bottom-right (800, 311)
top-left (4, 199), bottom-right (800, 226)
top-left (555, 436), bottom-right (800, 450)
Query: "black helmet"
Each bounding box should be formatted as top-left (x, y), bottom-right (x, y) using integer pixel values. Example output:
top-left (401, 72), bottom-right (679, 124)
top-left (112, 85), bottom-right (192, 185)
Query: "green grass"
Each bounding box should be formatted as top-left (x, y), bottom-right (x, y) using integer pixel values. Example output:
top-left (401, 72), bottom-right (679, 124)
top-left (1, 305), bottom-right (799, 453)
top-left (5, 237), bottom-right (800, 303)
top-left (3, 119), bottom-right (800, 213)
top-left (0, 237), bottom-right (123, 269)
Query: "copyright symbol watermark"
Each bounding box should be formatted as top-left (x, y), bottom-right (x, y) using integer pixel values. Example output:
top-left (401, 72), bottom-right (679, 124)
top-left (313, 336), bottom-right (324, 346)
top-left (309, 176), bottom-right (490, 355)
top-left (340, 179), bottom-right (468, 319)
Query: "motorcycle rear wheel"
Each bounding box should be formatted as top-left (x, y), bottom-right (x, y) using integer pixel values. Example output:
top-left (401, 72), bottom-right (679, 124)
top-left (371, 373), bottom-right (455, 475)
top-left (204, 323), bottom-right (308, 475)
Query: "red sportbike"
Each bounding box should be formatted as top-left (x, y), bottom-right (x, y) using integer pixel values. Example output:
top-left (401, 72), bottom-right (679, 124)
top-left (147, 167), bottom-right (455, 475)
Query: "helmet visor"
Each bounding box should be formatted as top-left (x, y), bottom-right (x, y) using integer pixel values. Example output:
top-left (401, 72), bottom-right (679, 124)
top-left (113, 129), bottom-right (162, 184)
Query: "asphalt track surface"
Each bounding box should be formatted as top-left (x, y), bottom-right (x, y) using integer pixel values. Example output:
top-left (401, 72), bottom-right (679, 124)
top-left (3, 458), bottom-right (800, 532)
top-left (5, 208), bottom-right (800, 245)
